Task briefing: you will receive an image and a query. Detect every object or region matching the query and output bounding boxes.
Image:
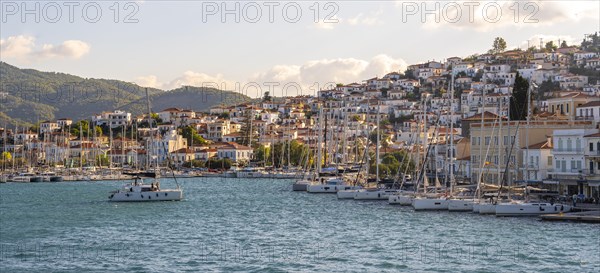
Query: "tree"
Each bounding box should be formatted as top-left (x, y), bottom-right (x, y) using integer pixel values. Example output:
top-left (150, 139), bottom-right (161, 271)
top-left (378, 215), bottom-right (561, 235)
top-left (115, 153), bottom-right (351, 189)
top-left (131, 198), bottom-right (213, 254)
top-left (1, 151), bottom-right (11, 161)
top-left (218, 111), bottom-right (231, 119)
top-left (381, 88), bottom-right (389, 98)
top-left (263, 91), bottom-right (272, 102)
top-left (206, 158), bottom-right (232, 170)
top-left (560, 40), bottom-right (568, 48)
top-left (182, 159), bottom-right (204, 168)
top-left (70, 120), bottom-right (89, 137)
top-left (538, 79), bottom-right (560, 97)
top-left (96, 154), bottom-right (109, 167)
top-left (509, 72), bottom-right (530, 121)
top-left (492, 37), bottom-right (507, 54)
top-left (404, 69), bottom-right (416, 80)
top-left (237, 109), bottom-right (257, 146)
top-left (254, 145), bottom-right (271, 165)
top-left (545, 41), bottom-right (557, 52)
top-left (181, 126), bottom-right (208, 146)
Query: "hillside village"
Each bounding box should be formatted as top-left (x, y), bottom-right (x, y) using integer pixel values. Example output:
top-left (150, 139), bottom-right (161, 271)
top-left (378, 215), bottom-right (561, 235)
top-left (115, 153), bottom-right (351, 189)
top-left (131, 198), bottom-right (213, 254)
top-left (1, 34), bottom-right (600, 198)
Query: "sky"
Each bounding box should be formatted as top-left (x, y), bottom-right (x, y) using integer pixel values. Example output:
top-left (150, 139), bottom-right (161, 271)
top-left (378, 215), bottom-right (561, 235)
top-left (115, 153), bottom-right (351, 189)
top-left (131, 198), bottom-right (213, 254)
top-left (1, 0), bottom-right (599, 97)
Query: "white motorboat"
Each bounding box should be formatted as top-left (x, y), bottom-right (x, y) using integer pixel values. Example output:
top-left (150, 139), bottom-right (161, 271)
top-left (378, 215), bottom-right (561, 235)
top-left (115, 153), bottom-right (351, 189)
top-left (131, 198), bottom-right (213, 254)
top-left (307, 178), bottom-right (360, 193)
top-left (108, 177), bottom-right (183, 202)
top-left (412, 196), bottom-right (449, 210)
top-left (448, 198), bottom-right (478, 211)
top-left (11, 173), bottom-right (42, 182)
top-left (495, 202), bottom-right (571, 217)
top-left (236, 167), bottom-right (269, 178)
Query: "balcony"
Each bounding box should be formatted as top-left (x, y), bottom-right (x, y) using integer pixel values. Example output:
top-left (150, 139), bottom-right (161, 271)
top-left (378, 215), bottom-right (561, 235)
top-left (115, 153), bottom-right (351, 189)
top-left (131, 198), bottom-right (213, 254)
top-left (552, 148), bottom-right (584, 154)
top-left (523, 164), bottom-right (539, 170)
top-left (547, 168), bottom-right (584, 175)
top-left (584, 150), bottom-right (600, 157)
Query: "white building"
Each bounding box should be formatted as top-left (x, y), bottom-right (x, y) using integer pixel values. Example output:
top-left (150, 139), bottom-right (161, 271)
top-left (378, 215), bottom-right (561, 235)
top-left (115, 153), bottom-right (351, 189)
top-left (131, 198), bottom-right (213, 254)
top-left (522, 137), bottom-right (553, 182)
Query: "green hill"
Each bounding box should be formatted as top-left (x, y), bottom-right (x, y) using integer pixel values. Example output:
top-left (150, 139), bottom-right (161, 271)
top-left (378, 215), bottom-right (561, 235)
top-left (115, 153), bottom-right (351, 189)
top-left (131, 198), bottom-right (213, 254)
top-left (0, 62), bottom-right (250, 127)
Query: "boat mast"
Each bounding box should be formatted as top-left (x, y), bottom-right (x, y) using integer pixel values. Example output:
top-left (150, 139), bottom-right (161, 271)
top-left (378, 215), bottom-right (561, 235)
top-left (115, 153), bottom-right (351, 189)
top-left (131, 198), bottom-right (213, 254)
top-left (376, 102), bottom-right (380, 182)
top-left (145, 88), bottom-right (155, 173)
top-left (316, 105), bottom-right (323, 173)
top-left (525, 79), bottom-right (532, 182)
top-left (497, 99), bottom-right (502, 185)
top-left (477, 89), bottom-right (486, 199)
top-left (449, 68), bottom-right (455, 194)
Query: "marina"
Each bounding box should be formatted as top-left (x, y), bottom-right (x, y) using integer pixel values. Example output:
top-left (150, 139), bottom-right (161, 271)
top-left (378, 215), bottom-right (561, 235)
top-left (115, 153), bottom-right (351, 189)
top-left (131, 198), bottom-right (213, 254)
top-left (0, 177), bottom-right (598, 272)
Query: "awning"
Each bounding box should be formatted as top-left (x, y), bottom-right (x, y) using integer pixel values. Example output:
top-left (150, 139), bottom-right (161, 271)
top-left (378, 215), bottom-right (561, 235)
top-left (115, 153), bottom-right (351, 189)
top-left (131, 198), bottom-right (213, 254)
top-left (588, 181), bottom-right (600, 187)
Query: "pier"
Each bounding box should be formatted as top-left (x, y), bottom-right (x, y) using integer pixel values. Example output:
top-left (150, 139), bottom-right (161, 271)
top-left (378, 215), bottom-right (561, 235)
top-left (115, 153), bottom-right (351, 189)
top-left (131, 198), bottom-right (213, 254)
top-left (540, 205), bottom-right (600, 223)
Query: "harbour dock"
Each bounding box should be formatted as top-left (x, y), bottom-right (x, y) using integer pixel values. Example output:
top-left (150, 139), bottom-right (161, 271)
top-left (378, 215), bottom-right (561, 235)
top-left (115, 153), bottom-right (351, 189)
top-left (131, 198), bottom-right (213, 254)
top-left (540, 209), bottom-right (600, 223)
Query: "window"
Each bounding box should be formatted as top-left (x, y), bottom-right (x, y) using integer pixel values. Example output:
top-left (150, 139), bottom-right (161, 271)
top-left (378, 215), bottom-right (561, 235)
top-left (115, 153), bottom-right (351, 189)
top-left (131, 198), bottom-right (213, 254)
top-left (567, 139), bottom-right (572, 150)
top-left (547, 156), bottom-right (552, 166)
top-left (576, 139), bottom-right (581, 151)
top-left (591, 143), bottom-right (594, 152)
top-left (576, 161), bottom-right (582, 170)
top-left (485, 137), bottom-right (491, 145)
top-left (558, 139), bottom-right (563, 150)
top-left (571, 160), bottom-right (577, 170)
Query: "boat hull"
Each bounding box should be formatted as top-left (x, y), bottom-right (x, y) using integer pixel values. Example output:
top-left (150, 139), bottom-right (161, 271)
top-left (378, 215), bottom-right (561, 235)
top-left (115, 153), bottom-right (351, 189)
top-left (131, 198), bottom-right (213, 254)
top-left (109, 190), bottom-right (183, 202)
top-left (448, 199), bottom-right (476, 211)
top-left (29, 176), bottom-right (43, 182)
top-left (11, 177), bottom-right (31, 182)
top-left (50, 176), bottom-right (64, 182)
top-left (307, 184), bottom-right (360, 193)
top-left (478, 203), bottom-right (497, 214)
top-left (495, 203), bottom-right (571, 217)
top-left (354, 190), bottom-right (398, 200)
top-left (337, 190), bottom-right (359, 199)
top-left (388, 194), bottom-right (413, 205)
top-left (292, 180), bottom-right (310, 191)
top-left (412, 198), bottom-right (449, 210)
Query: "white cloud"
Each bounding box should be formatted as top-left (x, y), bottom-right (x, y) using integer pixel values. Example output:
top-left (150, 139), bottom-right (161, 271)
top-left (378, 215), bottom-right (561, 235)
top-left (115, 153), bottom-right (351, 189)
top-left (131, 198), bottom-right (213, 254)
top-left (135, 55), bottom-right (408, 96)
top-left (134, 71), bottom-right (236, 91)
top-left (134, 75), bottom-right (161, 89)
top-left (347, 10), bottom-right (384, 26)
top-left (36, 40), bottom-right (90, 59)
top-left (395, 1), bottom-right (599, 31)
top-left (314, 15), bottom-right (340, 30)
top-left (0, 35), bottom-right (90, 60)
top-left (251, 54), bottom-right (408, 96)
top-left (0, 35), bottom-right (35, 58)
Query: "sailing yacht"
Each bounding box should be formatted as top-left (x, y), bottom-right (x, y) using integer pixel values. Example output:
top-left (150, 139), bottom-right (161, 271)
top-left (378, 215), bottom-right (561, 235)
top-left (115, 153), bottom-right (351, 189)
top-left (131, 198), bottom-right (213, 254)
top-left (495, 202), bottom-right (571, 216)
top-left (109, 88), bottom-right (183, 202)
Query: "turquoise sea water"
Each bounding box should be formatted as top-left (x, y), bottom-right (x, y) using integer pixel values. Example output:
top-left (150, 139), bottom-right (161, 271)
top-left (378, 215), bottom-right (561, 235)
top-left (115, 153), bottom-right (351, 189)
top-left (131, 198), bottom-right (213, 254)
top-left (1, 177), bottom-right (599, 272)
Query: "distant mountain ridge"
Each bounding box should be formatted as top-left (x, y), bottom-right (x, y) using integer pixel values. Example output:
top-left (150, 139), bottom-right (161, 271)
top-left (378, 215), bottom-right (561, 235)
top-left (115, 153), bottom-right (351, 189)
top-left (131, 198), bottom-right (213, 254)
top-left (0, 62), bottom-right (251, 127)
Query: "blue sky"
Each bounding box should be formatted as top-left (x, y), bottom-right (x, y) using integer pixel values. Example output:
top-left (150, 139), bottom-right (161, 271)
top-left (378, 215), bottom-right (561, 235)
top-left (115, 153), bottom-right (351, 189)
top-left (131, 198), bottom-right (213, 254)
top-left (1, 1), bottom-right (599, 97)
